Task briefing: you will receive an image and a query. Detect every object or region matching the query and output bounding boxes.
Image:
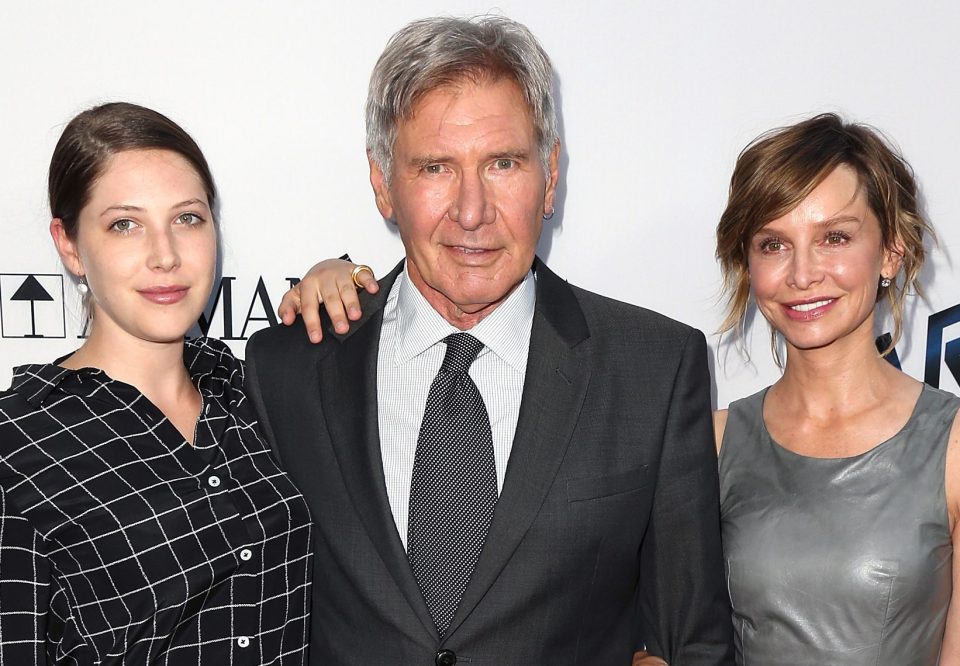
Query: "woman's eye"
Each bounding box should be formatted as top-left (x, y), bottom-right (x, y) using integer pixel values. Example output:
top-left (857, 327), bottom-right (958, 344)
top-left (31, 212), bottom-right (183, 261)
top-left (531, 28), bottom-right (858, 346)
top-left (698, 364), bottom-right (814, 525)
top-left (110, 219), bottom-right (137, 233)
top-left (177, 212), bottom-right (203, 225)
top-left (825, 231), bottom-right (849, 245)
top-left (759, 238), bottom-right (783, 253)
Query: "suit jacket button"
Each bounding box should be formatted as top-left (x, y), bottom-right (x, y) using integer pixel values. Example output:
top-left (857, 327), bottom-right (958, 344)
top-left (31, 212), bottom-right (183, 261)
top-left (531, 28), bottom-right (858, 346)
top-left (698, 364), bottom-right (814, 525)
top-left (435, 649), bottom-right (457, 665)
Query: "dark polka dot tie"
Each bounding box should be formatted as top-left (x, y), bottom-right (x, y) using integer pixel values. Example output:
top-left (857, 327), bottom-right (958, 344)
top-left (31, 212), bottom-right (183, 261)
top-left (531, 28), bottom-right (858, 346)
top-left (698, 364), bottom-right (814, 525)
top-left (407, 332), bottom-right (498, 637)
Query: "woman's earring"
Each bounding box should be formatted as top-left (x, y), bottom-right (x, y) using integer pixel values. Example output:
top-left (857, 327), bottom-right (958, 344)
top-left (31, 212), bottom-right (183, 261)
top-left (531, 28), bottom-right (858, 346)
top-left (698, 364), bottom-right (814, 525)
top-left (77, 276), bottom-right (88, 295)
top-left (879, 276), bottom-right (892, 288)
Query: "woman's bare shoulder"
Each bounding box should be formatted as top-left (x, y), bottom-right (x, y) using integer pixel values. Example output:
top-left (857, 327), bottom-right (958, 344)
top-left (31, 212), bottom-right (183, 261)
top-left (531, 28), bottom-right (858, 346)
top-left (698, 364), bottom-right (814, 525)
top-left (712, 409), bottom-right (728, 455)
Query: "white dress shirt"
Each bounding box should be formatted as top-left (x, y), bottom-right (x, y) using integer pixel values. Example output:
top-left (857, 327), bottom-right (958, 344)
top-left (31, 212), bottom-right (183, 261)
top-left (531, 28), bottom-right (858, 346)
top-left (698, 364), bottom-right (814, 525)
top-left (377, 266), bottom-right (535, 547)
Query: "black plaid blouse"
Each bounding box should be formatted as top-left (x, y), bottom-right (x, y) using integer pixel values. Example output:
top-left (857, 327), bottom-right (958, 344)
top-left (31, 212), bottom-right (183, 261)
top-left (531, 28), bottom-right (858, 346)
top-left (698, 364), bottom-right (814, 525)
top-left (0, 338), bottom-right (312, 664)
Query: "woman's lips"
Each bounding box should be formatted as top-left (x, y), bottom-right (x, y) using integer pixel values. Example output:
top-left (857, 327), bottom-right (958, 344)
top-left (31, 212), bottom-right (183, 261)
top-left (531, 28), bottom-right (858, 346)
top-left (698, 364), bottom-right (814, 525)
top-left (138, 286), bottom-right (189, 304)
top-left (782, 297), bottom-right (836, 320)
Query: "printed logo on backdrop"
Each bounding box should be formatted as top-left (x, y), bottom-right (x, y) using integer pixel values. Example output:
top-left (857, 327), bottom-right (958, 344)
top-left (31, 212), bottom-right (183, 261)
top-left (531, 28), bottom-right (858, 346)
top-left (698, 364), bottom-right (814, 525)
top-left (880, 301), bottom-right (960, 390)
top-left (923, 302), bottom-right (960, 389)
top-left (73, 275), bottom-right (301, 341)
top-left (0, 274), bottom-right (66, 338)
top-left (190, 276), bottom-right (300, 340)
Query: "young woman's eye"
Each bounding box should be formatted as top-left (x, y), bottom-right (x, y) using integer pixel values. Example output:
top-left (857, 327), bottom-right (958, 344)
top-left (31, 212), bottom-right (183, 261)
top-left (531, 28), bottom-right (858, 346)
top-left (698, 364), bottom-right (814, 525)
top-left (110, 219), bottom-right (138, 234)
top-left (177, 212), bottom-right (204, 225)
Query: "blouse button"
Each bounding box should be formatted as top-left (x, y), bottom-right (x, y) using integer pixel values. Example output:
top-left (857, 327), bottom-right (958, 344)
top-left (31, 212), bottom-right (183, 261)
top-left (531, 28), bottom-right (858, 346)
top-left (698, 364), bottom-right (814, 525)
top-left (204, 403), bottom-right (211, 415)
top-left (207, 475), bottom-right (221, 488)
top-left (240, 548), bottom-right (253, 561)
top-left (237, 636), bottom-right (250, 648)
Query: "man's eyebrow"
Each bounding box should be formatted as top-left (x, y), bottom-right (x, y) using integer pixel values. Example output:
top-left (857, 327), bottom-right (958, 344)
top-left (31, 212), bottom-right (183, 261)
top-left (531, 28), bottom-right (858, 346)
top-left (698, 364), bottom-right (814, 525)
top-left (489, 149), bottom-right (530, 160)
top-left (409, 155), bottom-right (451, 168)
top-left (407, 150), bottom-right (532, 167)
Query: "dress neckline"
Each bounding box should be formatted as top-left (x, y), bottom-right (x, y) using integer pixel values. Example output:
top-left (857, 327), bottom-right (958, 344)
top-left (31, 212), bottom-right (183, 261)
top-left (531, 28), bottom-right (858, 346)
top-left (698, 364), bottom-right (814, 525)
top-left (758, 383), bottom-right (929, 462)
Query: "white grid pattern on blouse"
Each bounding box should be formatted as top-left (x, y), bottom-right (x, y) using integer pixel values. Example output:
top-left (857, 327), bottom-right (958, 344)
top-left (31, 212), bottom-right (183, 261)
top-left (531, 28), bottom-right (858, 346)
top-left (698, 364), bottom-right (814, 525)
top-left (377, 267), bottom-right (535, 548)
top-left (0, 338), bottom-right (312, 665)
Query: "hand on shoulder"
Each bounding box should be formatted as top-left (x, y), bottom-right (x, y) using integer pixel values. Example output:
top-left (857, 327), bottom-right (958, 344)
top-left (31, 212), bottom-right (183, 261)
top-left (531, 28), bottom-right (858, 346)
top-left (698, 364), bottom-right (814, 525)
top-left (277, 258), bottom-right (378, 343)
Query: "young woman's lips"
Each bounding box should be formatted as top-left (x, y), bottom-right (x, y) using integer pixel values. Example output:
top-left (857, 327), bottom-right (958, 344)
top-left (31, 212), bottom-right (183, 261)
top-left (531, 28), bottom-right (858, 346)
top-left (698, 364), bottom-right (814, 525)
top-left (782, 297), bottom-right (837, 321)
top-left (139, 286), bottom-right (189, 304)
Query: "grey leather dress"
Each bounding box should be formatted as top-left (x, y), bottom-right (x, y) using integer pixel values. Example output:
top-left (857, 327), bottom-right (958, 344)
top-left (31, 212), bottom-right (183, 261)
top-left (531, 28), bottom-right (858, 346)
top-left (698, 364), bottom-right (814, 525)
top-left (719, 384), bottom-right (959, 665)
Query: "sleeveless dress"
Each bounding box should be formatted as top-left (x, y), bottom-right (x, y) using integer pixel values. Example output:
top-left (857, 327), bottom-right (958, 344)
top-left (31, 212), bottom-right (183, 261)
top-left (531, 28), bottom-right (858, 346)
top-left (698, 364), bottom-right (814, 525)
top-left (719, 384), bottom-right (959, 665)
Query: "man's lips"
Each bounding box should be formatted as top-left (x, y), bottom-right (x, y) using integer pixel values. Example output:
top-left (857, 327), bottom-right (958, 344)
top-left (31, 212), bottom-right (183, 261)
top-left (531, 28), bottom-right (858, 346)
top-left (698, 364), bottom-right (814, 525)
top-left (445, 244), bottom-right (496, 253)
top-left (138, 286), bottom-right (189, 304)
top-left (442, 244), bottom-right (501, 264)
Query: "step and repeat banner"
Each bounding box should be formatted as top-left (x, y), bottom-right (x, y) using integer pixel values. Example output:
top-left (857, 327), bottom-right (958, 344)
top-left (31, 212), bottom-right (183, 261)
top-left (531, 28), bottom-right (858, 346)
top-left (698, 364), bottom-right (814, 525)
top-left (1, 1), bottom-right (958, 408)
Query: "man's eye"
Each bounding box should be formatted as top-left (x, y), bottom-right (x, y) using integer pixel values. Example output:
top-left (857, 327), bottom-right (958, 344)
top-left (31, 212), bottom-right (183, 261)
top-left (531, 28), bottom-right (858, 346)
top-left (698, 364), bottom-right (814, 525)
top-left (424, 164), bottom-right (443, 174)
top-left (495, 158), bottom-right (515, 169)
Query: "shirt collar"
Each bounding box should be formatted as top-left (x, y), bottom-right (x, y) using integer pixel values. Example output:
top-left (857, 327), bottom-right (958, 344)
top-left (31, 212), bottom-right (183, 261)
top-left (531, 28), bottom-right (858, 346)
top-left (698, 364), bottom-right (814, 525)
top-left (8, 363), bottom-right (74, 407)
top-left (8, 338), bottom-right (227, 408)
top-left (393, 265), bottom-right (536, 373)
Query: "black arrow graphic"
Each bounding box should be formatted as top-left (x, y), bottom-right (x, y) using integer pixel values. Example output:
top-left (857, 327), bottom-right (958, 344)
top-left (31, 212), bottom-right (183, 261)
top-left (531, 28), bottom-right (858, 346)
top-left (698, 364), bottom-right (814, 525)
top-left (10, 275), bottom-right (54, 338)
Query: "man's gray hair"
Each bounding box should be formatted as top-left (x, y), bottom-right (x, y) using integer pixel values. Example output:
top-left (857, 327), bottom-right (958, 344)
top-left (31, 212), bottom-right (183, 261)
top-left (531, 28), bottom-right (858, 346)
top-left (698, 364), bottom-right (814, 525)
top-left (366, 15), bottom-right (558, 181)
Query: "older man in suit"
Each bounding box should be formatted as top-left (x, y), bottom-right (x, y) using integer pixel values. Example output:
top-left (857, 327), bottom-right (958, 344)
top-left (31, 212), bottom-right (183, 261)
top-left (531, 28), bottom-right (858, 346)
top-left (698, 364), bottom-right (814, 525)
top-left (246, 15), bottom-right (733, 665)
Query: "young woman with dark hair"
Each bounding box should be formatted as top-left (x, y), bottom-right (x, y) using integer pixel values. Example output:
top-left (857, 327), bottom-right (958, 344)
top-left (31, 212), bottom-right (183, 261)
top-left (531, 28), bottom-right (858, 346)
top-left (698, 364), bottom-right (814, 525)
top-left (0, 102), bottom-right (312, 665)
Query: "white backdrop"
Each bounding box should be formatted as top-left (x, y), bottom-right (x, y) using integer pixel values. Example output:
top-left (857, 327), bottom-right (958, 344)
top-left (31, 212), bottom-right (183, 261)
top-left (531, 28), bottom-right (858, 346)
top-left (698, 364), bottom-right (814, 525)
top-left (1, 1), bottom-right (958, 408)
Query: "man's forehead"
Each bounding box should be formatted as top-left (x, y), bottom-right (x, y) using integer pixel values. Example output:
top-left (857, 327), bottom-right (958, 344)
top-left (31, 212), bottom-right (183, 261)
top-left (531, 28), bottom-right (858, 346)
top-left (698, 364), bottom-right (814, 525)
top-left (401, 76), bottom-right (534, 128)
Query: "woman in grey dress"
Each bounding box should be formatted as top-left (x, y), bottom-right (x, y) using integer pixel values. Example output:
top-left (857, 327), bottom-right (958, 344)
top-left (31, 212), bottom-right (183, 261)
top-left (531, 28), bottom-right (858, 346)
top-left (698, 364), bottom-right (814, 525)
top-left (714, 113), bottom-right (960, 664)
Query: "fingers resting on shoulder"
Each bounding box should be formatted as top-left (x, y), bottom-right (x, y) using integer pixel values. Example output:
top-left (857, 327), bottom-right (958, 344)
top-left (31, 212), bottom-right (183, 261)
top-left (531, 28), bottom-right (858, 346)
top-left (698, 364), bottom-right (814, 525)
top-left (276, 258), bottom-right (379, 343)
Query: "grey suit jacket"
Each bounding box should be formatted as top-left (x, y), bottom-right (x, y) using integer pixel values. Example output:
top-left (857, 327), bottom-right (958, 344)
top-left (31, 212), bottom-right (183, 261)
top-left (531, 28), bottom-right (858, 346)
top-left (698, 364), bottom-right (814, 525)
top-left (245, 258), bottom-right (734, 665)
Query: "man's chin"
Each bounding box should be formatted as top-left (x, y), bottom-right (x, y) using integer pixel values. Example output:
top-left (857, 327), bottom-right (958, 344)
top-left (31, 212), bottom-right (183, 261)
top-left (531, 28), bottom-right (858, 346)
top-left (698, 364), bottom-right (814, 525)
top-left (413, 281), bottom-right (514, 324)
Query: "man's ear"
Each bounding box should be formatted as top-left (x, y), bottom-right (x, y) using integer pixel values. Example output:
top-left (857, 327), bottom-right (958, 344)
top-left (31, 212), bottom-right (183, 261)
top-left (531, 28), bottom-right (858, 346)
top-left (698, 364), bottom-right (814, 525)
top-left (542, 140), bottom-right (561, 216)
top-left (368, 152), bottom-right (395, 221)
top-left (50, 218), bottom-right (83, 277)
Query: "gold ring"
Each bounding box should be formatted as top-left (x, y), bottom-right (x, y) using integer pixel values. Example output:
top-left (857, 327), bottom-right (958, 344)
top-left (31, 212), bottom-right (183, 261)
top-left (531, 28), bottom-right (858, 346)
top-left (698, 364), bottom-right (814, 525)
top-left (351, 264), bottom-right (374, 289)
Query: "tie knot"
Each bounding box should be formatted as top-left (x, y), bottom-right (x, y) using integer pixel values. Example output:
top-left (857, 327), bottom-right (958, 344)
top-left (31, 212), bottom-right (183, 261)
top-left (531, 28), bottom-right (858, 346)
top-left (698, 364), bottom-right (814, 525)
top-left (440, 333), bottom-right (483, 374)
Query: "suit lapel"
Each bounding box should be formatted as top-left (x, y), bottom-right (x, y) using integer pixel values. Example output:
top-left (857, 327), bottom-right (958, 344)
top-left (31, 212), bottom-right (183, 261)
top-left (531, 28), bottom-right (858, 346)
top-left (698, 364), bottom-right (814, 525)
top-left (317, 262), bottom-right (440, 640)
top-left (447, 259), bottom-right (592, 637)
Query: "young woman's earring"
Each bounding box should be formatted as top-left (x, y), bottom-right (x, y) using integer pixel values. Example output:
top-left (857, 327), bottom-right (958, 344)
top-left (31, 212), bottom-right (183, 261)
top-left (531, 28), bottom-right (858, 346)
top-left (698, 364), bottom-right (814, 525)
top-left (77, 276), bottom-right (89, 295)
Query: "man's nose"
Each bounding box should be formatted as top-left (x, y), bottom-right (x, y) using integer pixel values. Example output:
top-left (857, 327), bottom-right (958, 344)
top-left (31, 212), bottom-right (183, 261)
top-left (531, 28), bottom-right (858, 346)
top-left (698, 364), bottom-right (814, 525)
top-left (448, 171), bottom-right (495, 229)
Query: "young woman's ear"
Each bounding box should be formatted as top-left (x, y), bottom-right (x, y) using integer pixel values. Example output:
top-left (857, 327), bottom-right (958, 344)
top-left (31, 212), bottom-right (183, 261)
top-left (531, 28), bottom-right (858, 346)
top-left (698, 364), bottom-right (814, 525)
top-left (50, 218), bottom-right (84, 277)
